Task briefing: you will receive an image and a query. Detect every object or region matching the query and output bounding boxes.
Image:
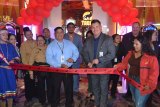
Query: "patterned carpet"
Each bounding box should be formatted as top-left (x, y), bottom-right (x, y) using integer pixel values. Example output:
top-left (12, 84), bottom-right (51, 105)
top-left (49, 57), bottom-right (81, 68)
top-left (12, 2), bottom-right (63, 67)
top-left (14, 77), bottom-right (160, 107)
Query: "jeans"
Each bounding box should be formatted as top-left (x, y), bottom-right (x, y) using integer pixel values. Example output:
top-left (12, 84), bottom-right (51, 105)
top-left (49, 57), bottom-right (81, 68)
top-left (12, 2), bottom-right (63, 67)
top-left (129, 75), bottom-right (150, 107)
top-left (91, 74), bottom-right (109, 107)
top-left (73, 74), bottom-right (80, 92)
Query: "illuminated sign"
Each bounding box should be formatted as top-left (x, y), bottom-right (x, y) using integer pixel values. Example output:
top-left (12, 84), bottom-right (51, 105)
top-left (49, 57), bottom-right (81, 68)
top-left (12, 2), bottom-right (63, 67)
top-left (0, 16), bottom-right (13, 22)
top-left (82, 11), bottom-right (92, 26)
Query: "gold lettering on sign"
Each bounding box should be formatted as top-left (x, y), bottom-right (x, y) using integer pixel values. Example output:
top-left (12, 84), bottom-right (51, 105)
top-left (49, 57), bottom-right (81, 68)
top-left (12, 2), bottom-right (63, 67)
top-left (81, 11), bottom-right (92, 26)
top-left (0, 16), bottom-right (13, 22)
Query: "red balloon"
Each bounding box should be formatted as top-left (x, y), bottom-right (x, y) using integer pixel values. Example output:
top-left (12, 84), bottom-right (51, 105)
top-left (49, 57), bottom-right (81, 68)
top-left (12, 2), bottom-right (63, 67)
top-left (29, 0), bottom-right (37, 8)
top-left (55, 0), bottom-right (63, 2)
top-left (36, 0), bottom-right (44, 3)
top-left (46, 0), bottom-right (53, 2)
top-left (110, 0), bottom-right (119, 4)
top-left (121, 6), bottom-right (131, 16)
top-left (112, 13), bottom-right (122, 22)
top-left (34, 6), bottom-right (45, 16)
top-left (118, 0), bottom-right (127, 7)
top-left (44, 2), bottom-right (53, 11)
top-left (100, 0), bottom-right (108, 3)
top-left (129, 8), bottom-right (138, 18)
top-left (127, 1), bottom-right (133, 8)
top-left (52, 0), bottom-right (60, 7)
top-left (107, 10), bottom-right (113, 17)
top-left (26, 7), bottom-right (35, 16)
top-left (24, 17), bottom-right (32, 25)
top-left (32, 19), bottom-right (41, 25)
top-left (43, 11), bottom-right (50, 18)
top-left (110, 5), bottom-right (121, 14)
top-left (17, 17), bottom-right (24, 25)
top-left (101, 2), bottom-right (111, 12)
top-left (34, 15), bottom-right (43, 22)
top-left (20, 8), bottom-right (28, 17)
top-left (120, 17), bottom-right (131, 26)
top-left (96, 0), bottom-right (103, 6)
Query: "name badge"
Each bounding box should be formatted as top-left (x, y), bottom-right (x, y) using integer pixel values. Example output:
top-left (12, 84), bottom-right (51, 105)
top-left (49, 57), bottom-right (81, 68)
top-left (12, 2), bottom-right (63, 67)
top-left (114, 58), bottom-right (118, 63)
top-left (61, 55), bottom-right (65, 63)
top-left (99, 52), bottom-right (103, 57)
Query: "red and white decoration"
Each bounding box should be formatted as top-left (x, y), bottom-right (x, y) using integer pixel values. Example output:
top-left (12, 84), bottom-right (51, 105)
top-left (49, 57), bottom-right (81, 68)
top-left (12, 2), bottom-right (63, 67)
top-left (17, 0), bottom-right (139, 26)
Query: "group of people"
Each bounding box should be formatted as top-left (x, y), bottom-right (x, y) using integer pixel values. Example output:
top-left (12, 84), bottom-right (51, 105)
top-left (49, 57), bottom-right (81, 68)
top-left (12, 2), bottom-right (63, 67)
top-left (0, 19), bottom-right (159, 107)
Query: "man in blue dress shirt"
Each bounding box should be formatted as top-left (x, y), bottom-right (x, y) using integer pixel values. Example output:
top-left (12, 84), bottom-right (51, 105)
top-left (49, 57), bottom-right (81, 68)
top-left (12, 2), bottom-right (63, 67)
top-left (46, 27), bottom-right (79, 107)
top-left (64, 22), bottom-right (83, 94)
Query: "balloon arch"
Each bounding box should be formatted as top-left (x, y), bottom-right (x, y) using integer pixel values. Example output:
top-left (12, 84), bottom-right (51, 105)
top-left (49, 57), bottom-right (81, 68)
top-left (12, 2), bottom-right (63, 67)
top-left (17, 0), bottom-right (139, 26)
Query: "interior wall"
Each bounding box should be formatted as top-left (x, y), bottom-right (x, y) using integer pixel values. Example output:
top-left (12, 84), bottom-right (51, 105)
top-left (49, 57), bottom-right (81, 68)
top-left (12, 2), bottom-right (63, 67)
top-left (43, 4), bottom-right (62, 39)
top-left (92, 2), bottom-right (116, 36)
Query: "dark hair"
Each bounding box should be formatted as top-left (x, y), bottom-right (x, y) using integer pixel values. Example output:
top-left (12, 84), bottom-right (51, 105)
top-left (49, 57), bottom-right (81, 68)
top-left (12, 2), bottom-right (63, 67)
top-left (23, 27), bottom-right (30, 32)
top-left (112, 34), bottom-right (120, 40)
top-left (24, 29), bottom-right (32, 35)
top-left (36, 35), bottom-right (45, 41)
top-left (134, 35), bottom-right (156, 56)
top-left (54, 27), bottom-right (64, 33)
top-left (86, 30), bottom-right (93, 38)
top-left (91, 19), bottom-right (101, 25)
top-left (143, 30), bottom-right (156, 42)
top-left (43, 28), bottom-right (50, 33)
top-left (67, 22), bottom-right (75, 28)
top-left (132, 22), bottom-right (140, 26)
top-left (8, 34), bottom-right (16, 40)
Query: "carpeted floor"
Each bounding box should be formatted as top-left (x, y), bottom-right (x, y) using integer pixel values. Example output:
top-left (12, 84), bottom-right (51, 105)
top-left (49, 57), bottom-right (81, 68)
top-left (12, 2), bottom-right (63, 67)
top-left (14, 77), bottom-right (160, 107)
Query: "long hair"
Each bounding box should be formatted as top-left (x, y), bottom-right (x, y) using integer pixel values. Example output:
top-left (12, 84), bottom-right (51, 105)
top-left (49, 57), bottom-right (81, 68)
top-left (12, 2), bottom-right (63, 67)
top-left (86, 30), bottom-right (93, 38)
top-left (134, 35), bottom-right (156, 56)
top-left (143, 30), bottom-right (157, 42)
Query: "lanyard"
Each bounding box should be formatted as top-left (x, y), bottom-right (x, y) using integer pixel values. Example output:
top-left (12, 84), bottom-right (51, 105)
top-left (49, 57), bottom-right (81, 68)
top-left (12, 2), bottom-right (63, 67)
top-left (57, 42), bottom-right (64, 54)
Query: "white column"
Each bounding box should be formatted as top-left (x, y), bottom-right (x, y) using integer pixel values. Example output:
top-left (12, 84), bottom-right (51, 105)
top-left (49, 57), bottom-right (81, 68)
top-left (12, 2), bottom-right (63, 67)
top-left (43, 4), bottom-right (62, 39)
top-left (92, 2), bottom-right (116, 36)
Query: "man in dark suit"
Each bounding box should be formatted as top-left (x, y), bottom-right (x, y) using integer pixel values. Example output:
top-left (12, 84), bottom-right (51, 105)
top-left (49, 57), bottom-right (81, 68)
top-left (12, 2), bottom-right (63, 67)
top-left (121, 22), bottom-right (142, 56)
top-left (82, 19), bottom-right (115, 107)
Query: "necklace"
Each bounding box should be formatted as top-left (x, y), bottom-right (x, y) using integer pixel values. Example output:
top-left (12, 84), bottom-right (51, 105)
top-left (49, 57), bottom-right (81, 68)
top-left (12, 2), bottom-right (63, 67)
top-left (0, 43), bottom-right (8, 60)
top-left (57, 41), bottom-right (64, 54)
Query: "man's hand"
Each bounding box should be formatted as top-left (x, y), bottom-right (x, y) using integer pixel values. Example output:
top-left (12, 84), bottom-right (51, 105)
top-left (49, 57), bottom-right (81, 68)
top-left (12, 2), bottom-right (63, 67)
top-left (143, 85), bottom-right (150, 90)
top-left (9, 60), bottom-right (14, 64)
top-left (88, 62), bottom-right (93, 68)
top-left (92, 59), bottom-right (99, 65)
top-left (29, 71), bottom-right (34, 79)
top-left (67, 58), bottom-right (74, 63)
top-left (61, 64), bottom-right (69, 68)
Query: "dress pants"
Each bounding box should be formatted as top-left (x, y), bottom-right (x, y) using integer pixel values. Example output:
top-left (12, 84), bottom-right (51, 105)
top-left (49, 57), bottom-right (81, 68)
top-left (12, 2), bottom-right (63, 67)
top-left (109, 74), bottom-right (119, 97)
top-left (24, 71), bottom-right (37, 101)
top-left (51, 73), bottom-right (73, 107)
top-left (91, 74), bottom-right (109, 107)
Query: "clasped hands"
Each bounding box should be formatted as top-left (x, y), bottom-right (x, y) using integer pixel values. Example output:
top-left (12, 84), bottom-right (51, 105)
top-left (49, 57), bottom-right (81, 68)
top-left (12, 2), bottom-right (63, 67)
top-left (61, 58), bottom-right (74, 68)
top-left (87, 59), bottom-right (99, 68)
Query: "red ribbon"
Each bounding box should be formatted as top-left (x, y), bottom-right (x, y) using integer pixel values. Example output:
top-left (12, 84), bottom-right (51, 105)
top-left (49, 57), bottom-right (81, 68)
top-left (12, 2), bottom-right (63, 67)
top-left (10, 63), bottom-right (143, 90)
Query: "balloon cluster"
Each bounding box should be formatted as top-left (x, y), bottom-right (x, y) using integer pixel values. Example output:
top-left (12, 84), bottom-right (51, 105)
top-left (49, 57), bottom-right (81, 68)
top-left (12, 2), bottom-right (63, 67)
top-left (17, 0), bottom-right (139, 26)
top-left (17, 0), bottom-right (62, 25)
top-left (95, 0), bottom-right (139, 26)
